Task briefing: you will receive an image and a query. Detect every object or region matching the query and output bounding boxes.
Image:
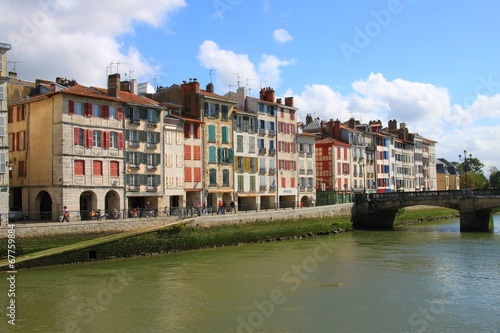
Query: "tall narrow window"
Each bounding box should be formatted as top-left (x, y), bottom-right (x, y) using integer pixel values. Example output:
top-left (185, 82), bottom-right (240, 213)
top-left (74, 160), bottom-right (85, 175)
top-left (93, 160), bottom-right (103, 176)
top-left (110, 161), bottom-right (119, 177)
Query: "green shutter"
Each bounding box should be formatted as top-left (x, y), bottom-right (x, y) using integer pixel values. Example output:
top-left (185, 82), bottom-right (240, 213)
top-left (208, 125), bottom-right (216, 142)
top-left (209, 146), bottom-right (216, 163)
top-left (229, 148), bottom-right (234, 163)
top-left (222, 126), bottom-right (228, 143)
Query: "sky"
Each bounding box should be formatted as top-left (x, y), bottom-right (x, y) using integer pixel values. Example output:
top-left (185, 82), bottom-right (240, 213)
top-left (1, 0), bottom-right (500, 176)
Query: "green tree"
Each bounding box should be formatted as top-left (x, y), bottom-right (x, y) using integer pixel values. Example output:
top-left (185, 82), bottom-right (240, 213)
top-left (489, 167), bottom-right (500, 189)
top-left (456, 157), bottom-right (484, 174)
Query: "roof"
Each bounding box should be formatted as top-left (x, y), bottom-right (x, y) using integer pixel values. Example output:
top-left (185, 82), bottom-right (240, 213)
top-left (56, 85), bottom-right (161, 107)
top-left (315, 136), bottom-right (350, 147)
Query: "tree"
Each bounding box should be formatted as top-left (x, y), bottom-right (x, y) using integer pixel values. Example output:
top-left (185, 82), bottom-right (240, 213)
top-left (456, 157), bottom-right (484, 174)
top-left (489, 167), bottom-right (500, 189)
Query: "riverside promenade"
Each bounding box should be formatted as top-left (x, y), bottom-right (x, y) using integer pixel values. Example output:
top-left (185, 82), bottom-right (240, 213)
top-left (1, 203), bottom-right (354, 239)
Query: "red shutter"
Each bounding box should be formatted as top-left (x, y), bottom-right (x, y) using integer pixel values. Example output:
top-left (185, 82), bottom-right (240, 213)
top-left (103, 105), bottom-right (109, 118)
top-left (16, 132), bottom-right (20, 151)
top-left (118, 132), bottom-right (124, 149)
top-left (74, 128), bottom-right (79, 145)
top-left (184, 123), bottom-right (190, 138)
top-left (117, 107), bottom-right (123, 120)
top-left (68, 100), bottom-right (74, 115)
top-left (87, 129), bottom-right (93, 147)
top-left (84, 103), bottom-right (92, 117)
top-left (104, 131), bottom-right (110, 148)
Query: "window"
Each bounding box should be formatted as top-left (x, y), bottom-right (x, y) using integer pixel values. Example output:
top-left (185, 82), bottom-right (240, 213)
top-left (147, 109), bottom-right (157, 124)
top-left (74, 160), bottom-right (85, 175)
top-left (109, 106), bottom-right (117, 119)
top-left (193, 145), bottom-right (201, 160)
top-left (221, 105), bottom-right (229, 120)
top-left (93, 130), bottom-right (102, 147)
top-left (208, 146), bottom-right (217, 163)
top-left (237, 175), bottom-right (244, 191)
top-left (249, 137), bottom-right (255, 153)
top-left (92, 104), bottom-right (101, 118)
top-left (222, 169), bottom-right (230, 186)
top-left (221, 126), bottom-right (229, 143)
top-left (193, 124), bottom-right (201, 138)
top-left (128, 152), bottom-right (139, 165)
top-left (93, 160), bottom-right (103, 176)
top-left (194, 167), bottom-right (201, 182)
top-left (184, 123), bottom-right (191, 138)
top-left (219, 148), bottom-right (233, 164)
top-left (0, 152), bottom-right (5, 173)
top-left (185, 167), bottom-right (192, 182)
top-left (250, 175), bottom-right (256, 191)
top-left (208, 125), bottom-right (216, 142)
top-left (73, 101), bottom-right (83, 116)
top-left (0, 86), bottom-right (4, 101)
top-left (267, 105), bottom-right (275, 116)
top-left (268, 121), bottom-right (275, 133)
top-left (237, 135), bottom-right (243, 152)
top-left (259, 103), bottom-right (265, 114)
top-left (209, 169), bottom-right (217, 185)
top-left (110, 161), bottom-right (119, 177)
top-left (204, 102), bottom-right (219, 118)
top-left (110, 132), bottom-right (118, 148)
top-left (184, 145), bottom-right (192, 160)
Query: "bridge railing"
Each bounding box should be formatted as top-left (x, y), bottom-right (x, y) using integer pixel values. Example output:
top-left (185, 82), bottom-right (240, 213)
top-left (361, 189), bottom-right (500, 201)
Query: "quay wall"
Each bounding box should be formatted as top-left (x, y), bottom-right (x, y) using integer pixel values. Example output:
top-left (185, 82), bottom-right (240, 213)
top-left (1, 204), bottom-right (354, 239)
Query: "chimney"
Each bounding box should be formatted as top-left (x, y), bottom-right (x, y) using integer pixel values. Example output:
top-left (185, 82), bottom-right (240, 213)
top-left (260, 88), bottom-right (266, 101)
top-left (333, 119), bottom-right (341, 139)
top-left (305, 114), bottom-right (312, 125)
top-left (108, 73), bottom-right (121, 98)
top-left (328, 119), bottom-right (335, 137)
top-left (50, 83), bottom-right (56, 92)
top-left (276, 98), bottom-right (282, 104)
top-left (206, 82), bottom-right (214, 93)
top-left (237, 86), bottom-right (246, 110)
top-left (284, 97), bottom-right (294, 107)
top-left (9, 71), bottom-right (17, 79)
top-left (120, 80), bottom-right (130, 92)
top-left (388, 119), bottom-right (397, 130)
top-left (266, 87), bottom-right (275, 103)
top-left (130, 79), bottom-right (138, 95)
top-left (348, 117), bottom-right (356, 129)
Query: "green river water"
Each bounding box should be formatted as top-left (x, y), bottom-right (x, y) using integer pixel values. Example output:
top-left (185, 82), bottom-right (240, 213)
top-left (1, 216), bottom-right (499, 333)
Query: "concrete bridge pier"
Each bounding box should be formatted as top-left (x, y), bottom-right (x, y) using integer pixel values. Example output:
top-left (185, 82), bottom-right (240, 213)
top-left (459, 208), bottom-right (493, 232)
top-left (352, 200), bottom-right (398, 230)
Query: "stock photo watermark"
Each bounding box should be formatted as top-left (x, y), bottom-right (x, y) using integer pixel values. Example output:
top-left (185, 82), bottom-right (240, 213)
top-left (213, 0), bottom-right (244, 19)
top-left (463, 74), bottom-right (500, 108)
top-left (339, 0), bottom-right (422, 64)
top-left (403, 288), bottom-right (453, 333)
top-left (5, 223), bottom-right (17, 326)
top-left (236, 237), bottom-right (338, 333)
top-left (8, 0), bottom-right (63, 47)
top-left (64, 269), bottom-right (133, 333)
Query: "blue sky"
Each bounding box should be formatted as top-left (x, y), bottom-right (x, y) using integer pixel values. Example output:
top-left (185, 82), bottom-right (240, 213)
top-left (2, 0), bottom-right (500, 175)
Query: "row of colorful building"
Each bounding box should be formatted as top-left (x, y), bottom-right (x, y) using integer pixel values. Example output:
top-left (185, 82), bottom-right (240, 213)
top-left (0, 43), bottom-right (459, 222)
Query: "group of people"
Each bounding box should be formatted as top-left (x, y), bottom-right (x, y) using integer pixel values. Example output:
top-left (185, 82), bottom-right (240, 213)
top-left (217, 200), bottom-right (236, 214)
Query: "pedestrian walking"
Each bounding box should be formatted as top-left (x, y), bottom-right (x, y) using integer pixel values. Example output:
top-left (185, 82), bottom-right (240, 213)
top-left (62, 206), bottom-right (69, 222)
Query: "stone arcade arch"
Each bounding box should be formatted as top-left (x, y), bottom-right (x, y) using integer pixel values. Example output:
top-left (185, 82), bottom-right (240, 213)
top-left (79, 191), bottom-right (97, 220)
top-left (104, 190), bottom-right (121, 216)
top-left (35, 190), bottom-right (53, 221)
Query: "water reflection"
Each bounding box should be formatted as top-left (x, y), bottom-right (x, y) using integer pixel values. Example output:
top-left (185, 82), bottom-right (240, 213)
top-left (0, 216), bottom-right (499, 333)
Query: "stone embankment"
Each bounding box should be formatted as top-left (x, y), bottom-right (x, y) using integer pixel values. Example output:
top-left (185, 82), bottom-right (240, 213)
top-left (0, 204), bottom-right (354, 239)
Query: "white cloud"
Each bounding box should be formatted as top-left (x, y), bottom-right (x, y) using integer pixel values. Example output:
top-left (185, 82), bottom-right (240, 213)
top-left (197, 40), bottom-right (294, 92)
top-left (273, 29), bottom-right (293, 44)
top-left (0, 0), bottom-right (186, 86)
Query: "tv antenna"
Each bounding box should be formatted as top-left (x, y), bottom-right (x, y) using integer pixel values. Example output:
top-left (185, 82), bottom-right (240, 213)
top-left (8, 61), bottom-right (23, 71)
top-left (209, 69), bottom-right (216, 82)
top-left (233, 73), bottom-right (241, 88)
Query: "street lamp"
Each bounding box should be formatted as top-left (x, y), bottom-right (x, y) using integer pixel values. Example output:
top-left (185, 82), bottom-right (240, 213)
top-left (458, 150), bottom-right (472, 190)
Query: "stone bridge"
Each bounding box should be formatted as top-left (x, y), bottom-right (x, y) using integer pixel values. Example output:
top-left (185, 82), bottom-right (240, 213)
top-left (352, 189), bottom-right (500, 232)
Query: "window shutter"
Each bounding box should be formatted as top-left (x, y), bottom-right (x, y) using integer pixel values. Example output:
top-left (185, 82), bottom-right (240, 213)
top-left (0, 115), bottom-right (4, 137)
top-left (215, 104), bottom-right (220, 118)
top-left (84, 103), bottom-right (92, 117)
top-left (184, 145), bottom-right (191, 160)
top-left (102, 105), bottom-right (109, 118)
top-left (118, 132), bottom-right (124, 149)
top-left (68, 100), bottom-right (74, 115)
top-left (155, 132), bottom-right (160, 143)
top-left (218, 147), bottom-right (222, 163)
top-left (117, 107), bottom-right (123, 120)
top-left (87, 129), bottom-right (93, 147)
top-left (184, 123), bottom-right (190, 138)
top-left (104, 131), bottom-right (110, 148)
top-left (229, 148), bottom-right (233, 163)
top-left (74, 128), bottom-right (79, 145)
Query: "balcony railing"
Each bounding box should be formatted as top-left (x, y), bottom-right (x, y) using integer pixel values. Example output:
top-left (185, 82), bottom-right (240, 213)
top-left (269, 185), bottom-right (276, 191)
top-left (146, 164), bottom-right (157, 170)
top-left (128, 185), bottom-right (139, 191)
top-left (307, 169), bottom-right (313, 175)
top-left (259, 167), bottom-right (267, 174)
top-left (128, 141), bottom-right (139, 147)
top-left (147, 121), bottom-right (158, 128)
top-left (146, 142), bottom-right (157, 149)
top-left (258, 129), bottom-right (266, 135)
top-left (268, 148), bottom-right (276, 156)
top-left (147, 185), bottom-right (158, 191)
top-left (129, 119), bottom-right (140, 125)
top-left (269, 168), bottom-right (276, 175)
top-left (259, 147), bottom-right (267, 154)
top-left (259, 185), bottom-right (267, 191)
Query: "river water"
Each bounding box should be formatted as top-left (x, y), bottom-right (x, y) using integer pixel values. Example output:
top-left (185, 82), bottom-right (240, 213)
top-left (2, 216), bottom-right (500, 333)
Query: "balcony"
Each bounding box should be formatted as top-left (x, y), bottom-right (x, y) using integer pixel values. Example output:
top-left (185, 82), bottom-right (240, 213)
top-left (307, 169), bottom-right (313, 175)
top-left (259, 167), bottom-right (267, 174)
top-left (259, 147), bottom-right (267, 154)
top-left (306, 152), bottom-right (313, 158)
top-left (298, 151), bottom-right (305, 157)
top-left (128, 163), bottom-right (139, 169)
top-left (146, 164), bottom-right (157, 170)
top-left (128, 185), bottom-right (139, 191)
top-left (269, 185), bottom-right (276, 192)
top-left (268, 148), bottom-right (276, 156)
top-left (147, 121), bottom-right (158, 128)
top-left (259, 185), bottom-right (267, 191)
top-left (147, 185), bottom-right (158, 192)
top-left (128, 141), bottom-right (139, 148)
top-left (258, 128), bottom-right (266, 135)
top-left (299, 169), bottom-right (305, 175)
top-left (129, 119), bottom-right (140, 125)
top-left (269, 168), bottom-right (276, 175)
top-left (268, 130), bottom-right (275, 136)
top-left (146, 142), bottom-right (157, 149)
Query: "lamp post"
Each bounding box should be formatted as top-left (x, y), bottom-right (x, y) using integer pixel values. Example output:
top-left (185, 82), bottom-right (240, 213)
top-left (458, 150), bottom-right (472, 190)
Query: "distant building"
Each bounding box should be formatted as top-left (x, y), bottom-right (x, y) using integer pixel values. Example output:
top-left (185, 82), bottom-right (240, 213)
top-left (436, 158), bottom-right (459, 190)
top-left (0, 42), bottom-right (11, 220)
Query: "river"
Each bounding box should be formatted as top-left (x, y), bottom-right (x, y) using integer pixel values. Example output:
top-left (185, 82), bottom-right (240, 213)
top-left (2, 216), bottom-right (499, 333)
